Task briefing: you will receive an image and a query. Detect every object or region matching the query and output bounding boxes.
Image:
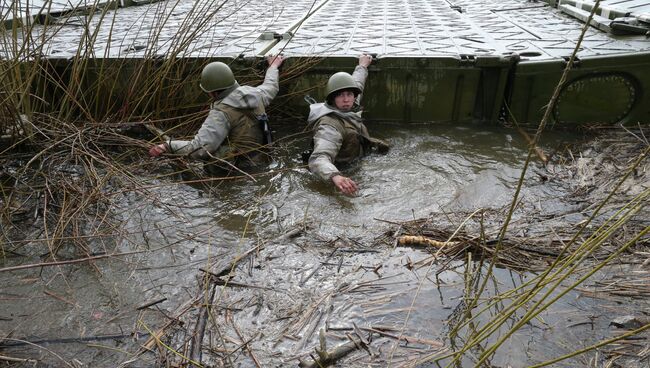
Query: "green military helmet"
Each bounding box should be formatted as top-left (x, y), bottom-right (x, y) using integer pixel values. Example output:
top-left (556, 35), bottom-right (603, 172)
top-left (326, 72), bottom-right (361, 100)
top-left (200, 62), bottom-right (236, 93)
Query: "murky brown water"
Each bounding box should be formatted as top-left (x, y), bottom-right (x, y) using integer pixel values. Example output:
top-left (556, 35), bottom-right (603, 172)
top-left (0, 121), bottom-right (641, 367)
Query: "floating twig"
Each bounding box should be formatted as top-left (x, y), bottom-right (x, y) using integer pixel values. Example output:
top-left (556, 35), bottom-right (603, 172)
top-left (298, 328), bottom-right (368, 368)
top-left (136, 297), bottom-right (167, 310)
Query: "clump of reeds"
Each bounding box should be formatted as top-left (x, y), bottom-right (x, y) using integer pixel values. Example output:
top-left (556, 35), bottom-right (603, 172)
top-left (0, 4), bottom-right (326, 363)
top-left (0, 0), bottom-right (322, 263)
top-left (384, 1), bottom-right (650, 366)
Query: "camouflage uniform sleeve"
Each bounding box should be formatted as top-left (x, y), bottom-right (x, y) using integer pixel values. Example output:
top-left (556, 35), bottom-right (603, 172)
top-left (254, 66), bottom-right (280, 107)
top-left (167, 109), bottom-right (230, 159)
top-left (308, 124), bottom-right (343, 181)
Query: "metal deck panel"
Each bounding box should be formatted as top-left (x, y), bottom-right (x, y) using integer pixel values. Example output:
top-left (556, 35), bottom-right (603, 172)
top-left (2, 0), bottom-right (649, 59)
top-left (2, 0), bottom-right (325, 57)
top-left (1, 0), bottom-right (115, 30)
top-left (563, 0), bottom-right (650, 14)
top-left (1, 0), bottom-right (110, 19)
top-left (270, 0), bottom-right (650, 59)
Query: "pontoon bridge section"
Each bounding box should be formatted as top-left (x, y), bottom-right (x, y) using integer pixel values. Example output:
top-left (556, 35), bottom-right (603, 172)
top-left (2, 0), bottom-right (649, 125)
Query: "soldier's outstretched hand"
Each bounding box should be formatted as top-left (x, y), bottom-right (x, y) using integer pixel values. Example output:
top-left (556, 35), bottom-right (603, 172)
top-left (149, 143), bottom-right (167, 157)
top-left (359, 54), bottom-right (372, 68)
top-left (331, 174), bottom-right (358, 196)
top-left (267, 54), bottom-right (284, 68)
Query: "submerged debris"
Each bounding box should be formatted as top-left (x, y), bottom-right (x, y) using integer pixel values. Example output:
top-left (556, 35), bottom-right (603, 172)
top-left (0, 123), bottom-right (647, 367)
top-left (610, 316), bottom-right (644, 330)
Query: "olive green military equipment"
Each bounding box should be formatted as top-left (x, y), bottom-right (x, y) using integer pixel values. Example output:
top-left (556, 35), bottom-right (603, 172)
top-left (314, 114), bottom-right (388, 164)
top-left (326, 72), bottom-right (361, 100)
top-left (202, 102), bottom-right (268, 176)
top-left (216, 103), bottom-right (264, 154)
top-left (200, 62), bottom-right (236, 93)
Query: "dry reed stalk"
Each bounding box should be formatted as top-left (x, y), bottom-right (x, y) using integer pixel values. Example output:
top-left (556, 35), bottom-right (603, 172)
top-left (232, 321), bottom-right (263, 368)
top-left (0, 2), bottom-right (332, 368)
top-left (398, 2), bottom-right (650, 366)
top-left (396, 235), bottom-right (459, 248)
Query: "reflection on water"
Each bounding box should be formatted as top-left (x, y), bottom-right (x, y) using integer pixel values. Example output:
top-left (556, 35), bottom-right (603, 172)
top-left (2, 121), bottom-right (610, 367)
top-left (201, 121), bottom-right (574, 236)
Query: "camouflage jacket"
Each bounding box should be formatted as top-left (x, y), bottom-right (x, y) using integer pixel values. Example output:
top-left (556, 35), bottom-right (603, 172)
top-left (308, 65), bottom-right (370, 181)
top-left (167, 66), bottom-right (280, 160)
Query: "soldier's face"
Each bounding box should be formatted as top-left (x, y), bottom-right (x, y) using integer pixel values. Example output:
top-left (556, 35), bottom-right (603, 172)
top-left (334, 90), bottom-right (356, 111)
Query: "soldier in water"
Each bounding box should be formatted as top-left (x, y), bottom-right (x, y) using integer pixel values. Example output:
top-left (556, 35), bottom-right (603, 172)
top-left (307, 54), bottom-right (389, 195)
top-left (149, 55), bottom-right (284, 174)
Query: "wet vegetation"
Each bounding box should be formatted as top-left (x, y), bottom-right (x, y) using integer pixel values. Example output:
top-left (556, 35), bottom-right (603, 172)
top-left (1, 0), bottom-right (649, 367)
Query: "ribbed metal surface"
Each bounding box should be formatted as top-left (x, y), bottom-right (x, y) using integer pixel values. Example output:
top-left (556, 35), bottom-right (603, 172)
top-left (273, 0), bottom-right (650, 59)
top-left (3, 0), bottom-right (650, 58)
top-left (4, 0), bottom-right (650, 125)
top-left (3, 0), bottom-right (320, 57)
top-left (1, 0), bottom-right (112, 19)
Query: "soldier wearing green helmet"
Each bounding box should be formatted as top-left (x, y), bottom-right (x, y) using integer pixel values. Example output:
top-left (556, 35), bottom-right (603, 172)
top-left (307, 54), bottom-right (389, 195)
top-left (149, 55), bottom-right (284, 173)
top-left (199, 61), bottom-right (237, 92)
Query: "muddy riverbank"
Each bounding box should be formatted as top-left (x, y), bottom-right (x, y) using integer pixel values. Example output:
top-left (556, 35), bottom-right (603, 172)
top-left (0, 122), bottom-right (648, 367)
